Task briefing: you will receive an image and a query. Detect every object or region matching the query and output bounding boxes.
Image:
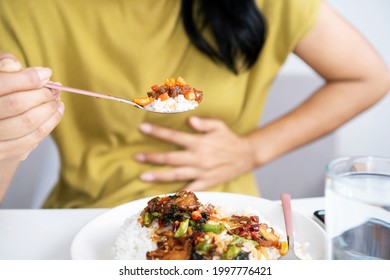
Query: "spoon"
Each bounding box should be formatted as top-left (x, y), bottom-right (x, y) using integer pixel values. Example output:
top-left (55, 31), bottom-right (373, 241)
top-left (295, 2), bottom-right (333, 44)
top-left (279, 193), bottom-right (301, 260)
top-left (45, 82), bottom-right (189, 113)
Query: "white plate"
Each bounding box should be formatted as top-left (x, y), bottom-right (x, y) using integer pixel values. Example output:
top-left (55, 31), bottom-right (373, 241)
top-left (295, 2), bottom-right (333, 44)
top-left (71, 192), bottom-right (326, 259)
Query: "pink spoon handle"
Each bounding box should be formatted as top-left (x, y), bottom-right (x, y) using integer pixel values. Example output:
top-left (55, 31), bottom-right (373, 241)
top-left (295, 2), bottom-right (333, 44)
top-left (45, 81), bottom-right (142, 108)
top-left (281, 193), bottom-right (293, 237)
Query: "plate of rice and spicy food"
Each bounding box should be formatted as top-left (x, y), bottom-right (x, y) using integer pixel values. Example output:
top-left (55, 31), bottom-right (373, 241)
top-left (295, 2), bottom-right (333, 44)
top-left (71, 191), bottom-right (326, 260)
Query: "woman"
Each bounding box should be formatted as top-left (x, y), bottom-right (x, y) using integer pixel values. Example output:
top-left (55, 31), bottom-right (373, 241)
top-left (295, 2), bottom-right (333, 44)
top-left (0, 0), bottom-right (389, 207)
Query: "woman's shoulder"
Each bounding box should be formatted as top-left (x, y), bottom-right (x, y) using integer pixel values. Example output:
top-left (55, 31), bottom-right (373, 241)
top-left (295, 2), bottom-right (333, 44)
top-left (256, 0), bottom-right (322, 53)
top-left (256, 0), bottom-right (321, 19)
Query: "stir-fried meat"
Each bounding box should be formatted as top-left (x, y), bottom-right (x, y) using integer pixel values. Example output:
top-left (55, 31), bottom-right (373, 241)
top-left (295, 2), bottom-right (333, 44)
top-left (146, 83), bottom-right (203, 102)
top-left (133, 76), bottom-right (203, 108)
top-left (258, 224), bottom-right (280, 247)
top-left (255, 237), bottom-right (275, 247)
top-left (168, 85), bottom-right (181, 97)
top-left (140, 192), bottom-right (203, 259)
top-left (145, 196), bottom-right (164, 213)
top-left (147, 246), bottom-right (191, 260)
top-left (147, 85), bottom-right (169, 98)
top-left (193, 89), bottom-right (203, 103)
top-left (170, 191), bottom-right (201, 211)
top-left (147, 236), bottom-right (192, 260)
top-left (155, 226), bottom-right (173, 236)
top-left (139, 191), bottom-right (283, 260)
top-left (144, 191), bottom-right (200, 214)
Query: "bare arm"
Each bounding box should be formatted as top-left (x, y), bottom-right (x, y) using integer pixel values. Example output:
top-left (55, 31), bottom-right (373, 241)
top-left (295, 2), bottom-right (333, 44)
top-left (247, 1), bottom-right (390, 166)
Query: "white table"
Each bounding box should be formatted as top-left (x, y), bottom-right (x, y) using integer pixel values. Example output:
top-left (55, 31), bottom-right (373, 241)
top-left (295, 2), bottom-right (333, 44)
top-left (0, 197), bottom-right (324, 260)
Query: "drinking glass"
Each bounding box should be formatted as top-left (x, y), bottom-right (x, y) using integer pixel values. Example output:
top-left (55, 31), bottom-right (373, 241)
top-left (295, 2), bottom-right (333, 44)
top-left (325, 156), bottom-right (390, 260)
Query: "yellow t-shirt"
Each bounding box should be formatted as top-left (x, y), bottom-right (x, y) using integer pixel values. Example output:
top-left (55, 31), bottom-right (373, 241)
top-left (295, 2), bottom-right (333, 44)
top-left (0, 0), bottom-right (320, 208)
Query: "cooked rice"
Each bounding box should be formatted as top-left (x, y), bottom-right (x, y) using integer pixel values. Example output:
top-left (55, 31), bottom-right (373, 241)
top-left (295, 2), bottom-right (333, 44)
top-left (113, 212), bottom-right (157, 260)
top-left (144, 94), bottom-right (198, 113)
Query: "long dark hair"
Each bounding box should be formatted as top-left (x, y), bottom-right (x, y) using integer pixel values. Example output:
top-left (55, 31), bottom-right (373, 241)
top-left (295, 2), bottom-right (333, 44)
top-left (180, 0), bottom-right (267, 74)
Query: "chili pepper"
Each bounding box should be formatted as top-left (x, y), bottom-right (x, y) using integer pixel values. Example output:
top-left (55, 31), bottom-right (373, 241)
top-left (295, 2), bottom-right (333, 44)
top-left (250, 216), bottom-right (259, 223)
top-left (150, 84), bottom-right (158, 91)
top-left (174, 219), bottom-right (189, 238)
top-left (202, 223), bottom-right (225, 234)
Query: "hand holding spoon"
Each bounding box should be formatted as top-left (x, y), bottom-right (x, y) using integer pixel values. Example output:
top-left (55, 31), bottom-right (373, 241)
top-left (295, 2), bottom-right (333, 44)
top-left (45, 81), bottom-right (197, 114)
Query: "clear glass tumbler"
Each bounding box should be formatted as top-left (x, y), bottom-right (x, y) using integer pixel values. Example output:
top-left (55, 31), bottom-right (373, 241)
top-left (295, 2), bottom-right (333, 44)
top-left (325, 156), bottom-right (390, 260)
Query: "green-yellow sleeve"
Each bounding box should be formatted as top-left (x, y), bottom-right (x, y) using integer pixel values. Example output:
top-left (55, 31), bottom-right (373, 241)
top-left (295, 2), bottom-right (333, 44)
top-left (282, 0), bottom-right (322, 52)
top-left (258, 0), bottom-right (322, 62)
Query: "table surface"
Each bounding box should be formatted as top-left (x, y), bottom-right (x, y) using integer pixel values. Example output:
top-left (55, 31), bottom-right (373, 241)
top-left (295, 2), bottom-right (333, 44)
top-left (0, 197), bottom-right (324, 260)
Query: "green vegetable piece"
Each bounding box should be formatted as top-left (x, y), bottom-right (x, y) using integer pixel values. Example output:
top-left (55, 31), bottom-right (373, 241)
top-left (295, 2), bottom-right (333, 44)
top-left (195, 241), bottom-right (215, 255)
top-left (151, 212), bottom-right (159, 217)
top-left (229, 235), bottom-right (259, 246)
top-left (144, 211), bottom-right (153, 226)
top-left (203, 223), bottom-right (225, 234)
top-left (221, 245), bottom-right (242, 260)
top-left (174, 219), bottom-right (189, 238)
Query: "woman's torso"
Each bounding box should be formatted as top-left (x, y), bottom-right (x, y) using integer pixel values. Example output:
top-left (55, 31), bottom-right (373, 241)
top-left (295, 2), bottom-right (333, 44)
top-left (0, 0), bottom-right (320, 207)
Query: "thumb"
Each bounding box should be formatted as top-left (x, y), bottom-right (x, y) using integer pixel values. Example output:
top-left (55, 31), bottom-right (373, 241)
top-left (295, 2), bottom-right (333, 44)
top-left (189, 116), bottom-right (227, 133)
top-left (0, 53), bottom-right (23, 72)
